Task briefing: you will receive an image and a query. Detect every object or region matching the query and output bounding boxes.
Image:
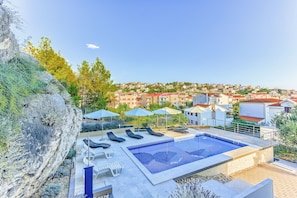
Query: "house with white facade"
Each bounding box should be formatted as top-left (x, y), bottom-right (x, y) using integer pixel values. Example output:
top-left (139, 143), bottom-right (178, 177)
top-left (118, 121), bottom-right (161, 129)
top-left (193, 93), bottom-right (209, 105)
top-left (193, 93), bottom-right (230, 106)
top-left (238, 98), bottom-right (282, 125)
top-left (267, 98), bottom-right (297, 125)
top-left (184, 104), bottom-right (231, 127)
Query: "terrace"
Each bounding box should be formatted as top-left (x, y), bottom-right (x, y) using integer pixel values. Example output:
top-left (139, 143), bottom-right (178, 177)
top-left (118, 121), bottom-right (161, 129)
top-left (70, 127), bottom-right (295, 198)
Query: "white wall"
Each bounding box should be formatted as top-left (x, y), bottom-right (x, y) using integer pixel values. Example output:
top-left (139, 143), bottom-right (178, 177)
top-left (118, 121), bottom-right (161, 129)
top-left (185, 108), bottom-right (229, 127)
top-left (267, 106), bottom-right (282, 125)
top-left (193, 94), bottom-right (207, 105)
top-left (240, 103), bottom-right (265, 118)
top-left (184, 109), bottom-right (212, 125)
top-left (218, 94), bottom-right (230, 105)
top-left (213, 109), bottom-right (226, 126)
top-left (184, 110), bottom-right (200, 125)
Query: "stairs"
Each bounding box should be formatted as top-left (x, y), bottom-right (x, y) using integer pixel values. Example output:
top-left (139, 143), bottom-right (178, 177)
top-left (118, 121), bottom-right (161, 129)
top-left (201, 179), bottom-right (252, 198)
top-left (201, 178), bottom-right (274, 198)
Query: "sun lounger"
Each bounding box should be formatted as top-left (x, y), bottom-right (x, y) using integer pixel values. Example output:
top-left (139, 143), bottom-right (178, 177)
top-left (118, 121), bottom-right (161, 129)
top-left (82, 144), bottom-right (114, 159)
top-left (125, 129), bottom-right (144, 139)
top-left (83, 157), bottom-right (123, 177)
top-left (146, 127), bottom-right (164, 137)
top-left (107, 132), bottom-right (126, 142)
top-left (83, 138), bottom-right (111, 149)
top-left (172, 126), bottom-right (188, 133)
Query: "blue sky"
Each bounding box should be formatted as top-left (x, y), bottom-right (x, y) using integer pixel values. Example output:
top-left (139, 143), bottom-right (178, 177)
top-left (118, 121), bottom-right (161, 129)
top-left (10, 0), bottom-right (297, 90)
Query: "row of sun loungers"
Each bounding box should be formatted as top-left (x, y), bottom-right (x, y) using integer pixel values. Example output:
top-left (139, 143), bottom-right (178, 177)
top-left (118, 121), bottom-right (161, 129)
top-left (106, 128), bottom-right (163, 143)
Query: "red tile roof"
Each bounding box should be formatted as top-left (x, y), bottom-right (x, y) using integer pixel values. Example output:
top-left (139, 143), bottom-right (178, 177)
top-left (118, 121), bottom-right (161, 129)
top-left (238, 116), bottom-right (264, 123)
top-left (242, 98), bottom-right (282, 103)
top-left (194, 104), bottom-right (210, 108)
top-left (233, 95), bottom-right (245, 99)
top-left (145, 93), bottom-right (162, 97)
top-left (269, 102), bottom-right (282, 107)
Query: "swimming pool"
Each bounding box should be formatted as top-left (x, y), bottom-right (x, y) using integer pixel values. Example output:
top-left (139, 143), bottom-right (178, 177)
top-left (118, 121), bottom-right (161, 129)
top-left (128, 134), bottom-right (246, 174)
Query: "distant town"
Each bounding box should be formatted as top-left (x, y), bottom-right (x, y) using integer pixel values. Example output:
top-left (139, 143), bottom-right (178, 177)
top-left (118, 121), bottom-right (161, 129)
top-left (112, 82), bottom-right (297, 109)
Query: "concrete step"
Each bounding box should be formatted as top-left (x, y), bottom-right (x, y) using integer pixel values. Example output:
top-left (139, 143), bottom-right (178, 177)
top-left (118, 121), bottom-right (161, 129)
top-left (225, 178), bottom-right (253, 194)
top-left (201, 179), bottom-right (237, 198)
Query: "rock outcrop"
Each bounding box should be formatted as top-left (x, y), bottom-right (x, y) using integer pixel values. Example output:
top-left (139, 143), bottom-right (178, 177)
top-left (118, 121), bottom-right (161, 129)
top-left (0, 1), bottom-right (82, 197)
top-left (0, 2), bottom-right (19, 63)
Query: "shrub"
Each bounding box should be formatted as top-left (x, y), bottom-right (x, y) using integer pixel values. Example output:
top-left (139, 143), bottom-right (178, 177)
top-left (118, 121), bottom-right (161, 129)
top-left (66, 147), bottom-right (76, 159)
top-left (41, 184), bottom-right (61, 198)
top-left (53, 166), bottom-right (70, 178)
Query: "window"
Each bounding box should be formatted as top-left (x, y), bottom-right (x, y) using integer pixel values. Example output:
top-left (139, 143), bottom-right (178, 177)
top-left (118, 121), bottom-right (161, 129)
top-left (284, 107), bottom-right (291, 113)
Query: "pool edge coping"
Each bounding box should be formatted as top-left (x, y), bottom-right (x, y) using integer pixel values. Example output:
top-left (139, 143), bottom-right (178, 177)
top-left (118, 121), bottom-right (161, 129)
top-left (121, 132), bottom-right (260, 185)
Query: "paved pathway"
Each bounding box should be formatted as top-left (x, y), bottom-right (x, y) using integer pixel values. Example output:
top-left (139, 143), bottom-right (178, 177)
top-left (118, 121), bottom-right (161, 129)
top-left (231, 163), bottom-right (297, 198)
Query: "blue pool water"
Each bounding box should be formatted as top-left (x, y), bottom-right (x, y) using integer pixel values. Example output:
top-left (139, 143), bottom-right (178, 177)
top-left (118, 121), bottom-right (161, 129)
top-left (128, 134), bottom-right (246, 174)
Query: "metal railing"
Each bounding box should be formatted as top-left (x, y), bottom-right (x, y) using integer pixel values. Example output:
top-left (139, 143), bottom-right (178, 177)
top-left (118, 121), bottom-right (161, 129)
top-left (210, 119), bottom-right (278, 140)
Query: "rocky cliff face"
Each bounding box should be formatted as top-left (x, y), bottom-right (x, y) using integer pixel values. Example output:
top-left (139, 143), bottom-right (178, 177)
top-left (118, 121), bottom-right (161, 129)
top-left (0, 2), bottom-right (82, 197)
top-left (0, 72), bottom-right (82, 198)
top-left (0, 3), bottom-right (19, 63)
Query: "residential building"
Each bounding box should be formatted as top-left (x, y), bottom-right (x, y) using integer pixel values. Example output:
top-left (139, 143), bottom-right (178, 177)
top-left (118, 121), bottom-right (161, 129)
top-left (140, 93), bottom-right (161, 108)
top-left (246, 92), bottom-right (272, 100)
top-left (193, 93), bottom-right (230, 106)
top-left (159, 93), bottom-right (172, 106)
top-left (230, 94), bottom-right (246, 104)
top-left (239, 98), bottom-right (282, 125)
top-left (115, 91), bottom-right (140, 108)
top-left (267, 98), bottom-right (297, 125)
top-left (184, 104), bottom-right (231, 127)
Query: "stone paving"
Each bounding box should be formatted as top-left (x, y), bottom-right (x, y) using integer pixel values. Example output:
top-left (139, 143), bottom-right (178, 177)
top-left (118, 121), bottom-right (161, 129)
top-left (231, 163), bottom-right (297, 198)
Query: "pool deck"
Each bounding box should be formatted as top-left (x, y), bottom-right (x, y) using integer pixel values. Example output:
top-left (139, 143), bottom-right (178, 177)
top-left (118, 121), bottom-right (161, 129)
top-left (71, 128), bottom-right (278, 197)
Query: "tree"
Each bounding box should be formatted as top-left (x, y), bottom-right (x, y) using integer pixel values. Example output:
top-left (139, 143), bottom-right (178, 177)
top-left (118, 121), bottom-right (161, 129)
top-left (109, 104), bottom-right (130, 118)
top-left (24, 37), bottom-right (79, 104)
top-left (271, 107), bottom-right (297, 151)
top-left (149, 103), bottom-right (162, 111)
top-left (236, 88), bottom-right (253, 95)
top-left (77, 61), bottom-right (92, 113)
top-left (77, 58), bottom-right (116, 111)
top-left (232, 102), bottom-right (240, 117)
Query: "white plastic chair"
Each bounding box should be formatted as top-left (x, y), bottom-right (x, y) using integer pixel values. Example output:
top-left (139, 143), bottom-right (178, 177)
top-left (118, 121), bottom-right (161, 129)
top-left (83, 157), bottom-right (123, 178)
top-left (82, 144), bottom-right (114, 160)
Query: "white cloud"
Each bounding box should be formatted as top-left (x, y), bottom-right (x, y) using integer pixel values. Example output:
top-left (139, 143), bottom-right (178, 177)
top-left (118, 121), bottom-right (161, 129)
top-left (86, 43), bottom-right (100, 49)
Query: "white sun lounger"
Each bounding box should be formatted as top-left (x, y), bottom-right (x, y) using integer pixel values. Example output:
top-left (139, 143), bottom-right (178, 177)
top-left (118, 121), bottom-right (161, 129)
top-left (83, 157), bottom-right (123, 177)
top-left (82, 144), bottom-right (114, 160)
